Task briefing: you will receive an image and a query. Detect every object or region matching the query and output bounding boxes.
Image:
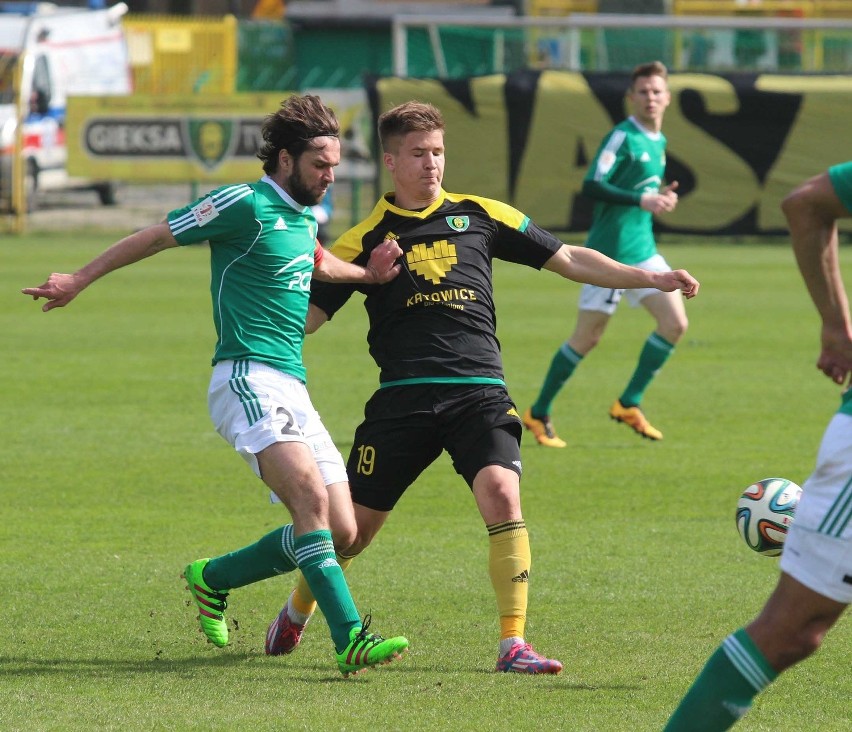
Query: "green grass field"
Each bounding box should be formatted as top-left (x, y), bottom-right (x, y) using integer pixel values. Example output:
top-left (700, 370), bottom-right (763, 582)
top-left (2, 231), bottom-right (850, 731)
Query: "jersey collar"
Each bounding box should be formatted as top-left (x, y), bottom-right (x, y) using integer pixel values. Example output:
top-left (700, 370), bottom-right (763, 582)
top-left (627, 115), bottom-right (662, 141)
top-left (380, 188), bottom-right (447, 218)
top-left (261, 175), bottom-right (310, 213)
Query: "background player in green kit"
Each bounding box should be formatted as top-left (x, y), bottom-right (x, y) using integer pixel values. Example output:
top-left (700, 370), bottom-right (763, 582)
top-left (22, 94), bottom-right (409, 677)
top-left (264, 100), bottom-right (699, 673)
top-left (664, 165), bottom-right (852, 729)
top-left (523, 60), bottom-right (685, 447)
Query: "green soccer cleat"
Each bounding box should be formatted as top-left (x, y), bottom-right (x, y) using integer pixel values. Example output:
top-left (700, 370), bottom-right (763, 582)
top-left (182, 558), bottom-right (230, 648)
top-left (335, 614), bottom-right (409, 677)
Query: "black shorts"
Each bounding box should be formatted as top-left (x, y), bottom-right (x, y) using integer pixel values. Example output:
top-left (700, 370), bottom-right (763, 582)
top-left (346, 383), bottom-right (523, 512)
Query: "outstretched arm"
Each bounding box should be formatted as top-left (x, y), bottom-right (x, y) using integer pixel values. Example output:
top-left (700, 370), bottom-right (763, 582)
top-left (314, 238), bottom-right (402, 285)
top-left (22, 222), bottom-right (178, 311)
top-left (542, 244), bottom-right (699, 299)
top-left (782, 170), bottom-right (852, 385)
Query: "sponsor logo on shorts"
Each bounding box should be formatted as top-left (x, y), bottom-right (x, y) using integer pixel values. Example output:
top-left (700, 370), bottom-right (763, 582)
top-left (843, 574), bottom-right (852, 586)
top-left (312, 438), bottom-right (336, 454)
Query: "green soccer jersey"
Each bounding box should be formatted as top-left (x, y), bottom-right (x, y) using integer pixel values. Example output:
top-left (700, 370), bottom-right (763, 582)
top-left (584, 116), bottom-right (667, 264)
top-left (840, 385), bottom-right (852, 416)
top-left (168, 175), bottom-right (320, 382)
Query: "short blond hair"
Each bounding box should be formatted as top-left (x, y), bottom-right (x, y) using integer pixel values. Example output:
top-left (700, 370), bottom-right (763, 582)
top-left (377, 101), bottom-right (445, 153)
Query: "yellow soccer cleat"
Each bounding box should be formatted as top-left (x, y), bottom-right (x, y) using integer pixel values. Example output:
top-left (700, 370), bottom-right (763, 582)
top-left (609, 400), bottom-right (663, 441)
top-left (522, 408), bottom-right (567, 448)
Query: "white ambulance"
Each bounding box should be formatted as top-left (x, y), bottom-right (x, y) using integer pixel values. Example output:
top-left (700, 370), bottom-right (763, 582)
top-left (0, 2), bottom-right (131, 210)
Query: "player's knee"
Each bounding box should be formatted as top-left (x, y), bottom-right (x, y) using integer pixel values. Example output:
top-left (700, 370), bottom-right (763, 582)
top-left (798, 626), bottom-right (827, 660)
top-left (757, 621), bottom-right (828, 672)
top-left (664, 315), bottom-right (688, 343)
top-left (781, 184), bottom-right (826, 226)
top-left (586, 333), bottom-right (603, 350)
top-left (480, 479), bottom-right (521, 519)
top-left (330, 518), bottom-right (357, 551)
top-left (775, 628), bottom-right (824, 670)
top-left (780, 187), bottom-right (802, 218)
top-left (346, 531), bottom-right (374, 556)
top-left (277, 480), bottom-right (329, 523)
top-left (571, 332), bottom-right (600, 352)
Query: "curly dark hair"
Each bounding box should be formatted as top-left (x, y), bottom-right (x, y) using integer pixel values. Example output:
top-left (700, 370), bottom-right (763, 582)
top-left (377, 101), bottom-right (445, 153)
top-left (257, 94), bottom-right (340, 174)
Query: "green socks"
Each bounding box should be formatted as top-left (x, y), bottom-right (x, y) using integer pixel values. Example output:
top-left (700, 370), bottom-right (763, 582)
top-left (202, 525), bottom-right (361, 652)
top-left (203, 524), bottom-right (298, 589)
top-left (664, 628), bottom-right (778, 731)
top-left (294, 530), bottom-right (360, 651)
top-left (531, 343), bottom-right (583, 417)
top-left (620, 332), bottom-right (674, 407)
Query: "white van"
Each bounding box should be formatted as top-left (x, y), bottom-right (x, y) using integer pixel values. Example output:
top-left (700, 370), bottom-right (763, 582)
top-left (0, 2), bottom-right (131, 210)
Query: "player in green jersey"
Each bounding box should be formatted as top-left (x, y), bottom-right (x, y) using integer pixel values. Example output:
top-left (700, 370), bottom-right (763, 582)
top-left (523, 60), bottom-right (686, 446)
top-left (263, 100), bottom-right (699, 672)
top-left (665, 163), bottom-right (852, 730)
top-left (22, 94), bottom-right (410, 676)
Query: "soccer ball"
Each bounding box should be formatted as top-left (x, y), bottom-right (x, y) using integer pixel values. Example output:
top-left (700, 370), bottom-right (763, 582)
top-left (735, 478), bottom-right (802, 556)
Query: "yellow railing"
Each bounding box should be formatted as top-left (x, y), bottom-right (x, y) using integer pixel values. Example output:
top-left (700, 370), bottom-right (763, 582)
top-left (672, 1), bottom-right (852, 17)
top-left (123, 15), bottom-right (238, 95)
top-left (526, 0), bottom-right (598, 16)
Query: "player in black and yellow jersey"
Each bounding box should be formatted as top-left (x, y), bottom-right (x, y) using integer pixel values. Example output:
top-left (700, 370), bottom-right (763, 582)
top-left (266, 101), bottom-right (699, 672)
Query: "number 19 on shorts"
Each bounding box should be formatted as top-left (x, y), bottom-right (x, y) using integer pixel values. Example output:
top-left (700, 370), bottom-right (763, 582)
top-left (355, 444), bottom-right (375, 475)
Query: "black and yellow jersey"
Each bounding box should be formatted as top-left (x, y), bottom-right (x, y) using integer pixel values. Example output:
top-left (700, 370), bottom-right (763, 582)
top-left (312, 189), bottom-right (562, 387)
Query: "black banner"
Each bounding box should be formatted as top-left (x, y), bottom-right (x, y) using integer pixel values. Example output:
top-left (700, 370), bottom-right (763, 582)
top-left (368, 71), bottom-right (852, 235)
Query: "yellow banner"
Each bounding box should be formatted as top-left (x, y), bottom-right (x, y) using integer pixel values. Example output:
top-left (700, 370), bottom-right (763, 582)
top-left (66, 92), bottom-right (371, 184)
top-left (371, 71), bottom-right (852, 235)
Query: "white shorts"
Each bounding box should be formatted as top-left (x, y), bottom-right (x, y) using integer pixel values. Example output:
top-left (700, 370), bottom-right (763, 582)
top-left (780, 412), bottom-right (852, 603)
top-left (208, 359), bottom-right (348, 488)
top-left (578, 253), bottom-right (671, 315)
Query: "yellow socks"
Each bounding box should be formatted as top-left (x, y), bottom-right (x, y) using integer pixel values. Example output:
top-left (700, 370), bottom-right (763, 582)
top-left (486, 519), bottom-right (530, 641)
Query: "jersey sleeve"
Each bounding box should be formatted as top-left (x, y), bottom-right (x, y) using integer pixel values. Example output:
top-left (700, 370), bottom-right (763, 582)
top-left (448, 193), bottom-right (562, 269)
top-left (492, 219), bottom-right (562, 268)
top-left (582, 178), bottom-right (642, 206)
top-left (582, 128), bottom-right (642, 205)
top-left (167, 184), bottom-right (255, 246)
